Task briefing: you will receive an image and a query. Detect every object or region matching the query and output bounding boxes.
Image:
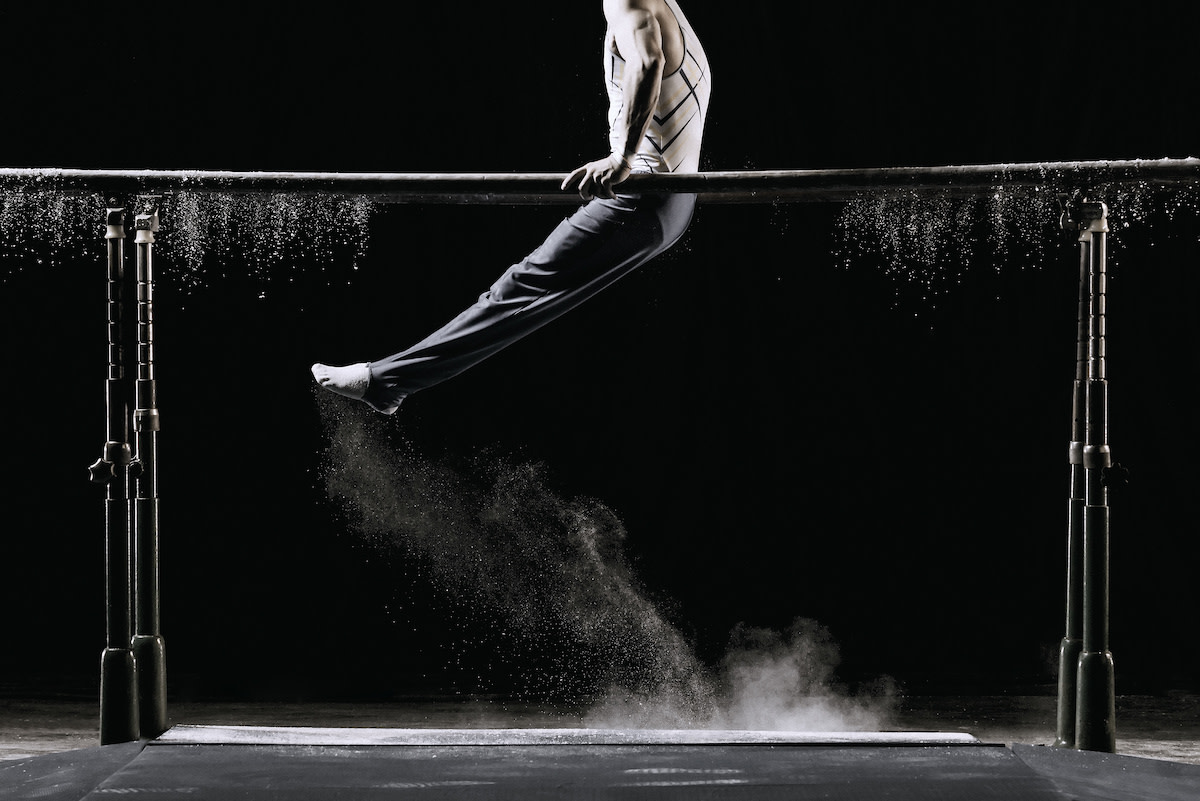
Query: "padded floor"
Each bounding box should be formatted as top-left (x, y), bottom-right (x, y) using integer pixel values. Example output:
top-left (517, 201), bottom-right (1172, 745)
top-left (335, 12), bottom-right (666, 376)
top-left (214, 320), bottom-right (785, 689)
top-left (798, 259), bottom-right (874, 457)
top-left (2, 727), bottom-right (1198, 800)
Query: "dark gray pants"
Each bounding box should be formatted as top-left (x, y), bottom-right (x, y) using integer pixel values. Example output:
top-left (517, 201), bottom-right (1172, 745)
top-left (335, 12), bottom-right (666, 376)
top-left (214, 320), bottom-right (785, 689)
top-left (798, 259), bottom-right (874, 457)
top-left (362, 191), bottom-right (697, 411)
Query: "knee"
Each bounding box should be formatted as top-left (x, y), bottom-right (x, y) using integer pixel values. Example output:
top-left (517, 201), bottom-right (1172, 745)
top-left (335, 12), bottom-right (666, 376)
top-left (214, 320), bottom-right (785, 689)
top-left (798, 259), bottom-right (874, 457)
top-left (483, 263), bottom-right (550, 305)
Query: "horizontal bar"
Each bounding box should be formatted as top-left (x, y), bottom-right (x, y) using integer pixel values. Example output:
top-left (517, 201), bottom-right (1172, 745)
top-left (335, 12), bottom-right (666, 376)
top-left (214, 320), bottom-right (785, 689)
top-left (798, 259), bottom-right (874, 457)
top-left (2, 158), bottom-right (1198, 204)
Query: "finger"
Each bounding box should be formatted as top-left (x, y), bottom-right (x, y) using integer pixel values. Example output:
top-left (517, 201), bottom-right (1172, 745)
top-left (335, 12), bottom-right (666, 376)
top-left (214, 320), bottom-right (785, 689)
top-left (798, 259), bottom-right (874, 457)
top-left (578, 173), bottom-right (596, 200)
top-left (561, 167), bottom-right (585, 191)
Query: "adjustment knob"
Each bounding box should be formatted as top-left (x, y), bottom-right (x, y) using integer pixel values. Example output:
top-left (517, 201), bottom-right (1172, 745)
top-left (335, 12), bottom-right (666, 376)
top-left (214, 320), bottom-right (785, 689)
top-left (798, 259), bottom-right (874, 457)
top-left (88, 457), bottom-right (113, 484)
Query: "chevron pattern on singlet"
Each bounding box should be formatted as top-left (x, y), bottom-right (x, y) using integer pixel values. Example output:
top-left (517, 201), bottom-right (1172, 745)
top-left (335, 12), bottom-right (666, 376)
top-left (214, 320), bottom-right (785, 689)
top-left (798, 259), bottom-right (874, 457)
top-left (639, 47), bottom-right (706, 172)
top-left (605, 4), bottom-right (711, 175)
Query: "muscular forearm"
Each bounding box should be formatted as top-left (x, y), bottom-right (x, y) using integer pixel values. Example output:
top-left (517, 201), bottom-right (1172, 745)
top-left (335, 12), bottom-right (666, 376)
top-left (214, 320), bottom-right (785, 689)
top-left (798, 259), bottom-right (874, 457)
top-left (611, 52), bottom-right (663, 161)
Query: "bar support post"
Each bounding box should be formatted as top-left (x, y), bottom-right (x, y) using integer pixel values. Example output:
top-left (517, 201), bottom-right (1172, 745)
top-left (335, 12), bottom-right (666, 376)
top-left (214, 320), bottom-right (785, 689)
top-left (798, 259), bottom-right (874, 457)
top-left (89, 205), bottom-right (140, 745)
top-left (130, 198), bottom-right (168, 738)
top-left (1054, 222), bottom-right (1090, 748)
top-left (1060, 199), bottom-right (1117, 752)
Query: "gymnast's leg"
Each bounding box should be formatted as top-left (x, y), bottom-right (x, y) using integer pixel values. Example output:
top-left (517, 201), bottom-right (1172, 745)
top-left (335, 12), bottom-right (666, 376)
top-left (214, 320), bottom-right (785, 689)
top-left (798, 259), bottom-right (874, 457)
top-left (312, 192), bottom-right (696, 413)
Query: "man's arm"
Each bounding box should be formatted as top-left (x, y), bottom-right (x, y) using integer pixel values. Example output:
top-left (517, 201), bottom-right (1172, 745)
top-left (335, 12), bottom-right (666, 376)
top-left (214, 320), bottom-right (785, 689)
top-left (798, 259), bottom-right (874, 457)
top-left (603, 0), bottom-right (666, 166)
top-left (562, 0), bottom-right (666, 199)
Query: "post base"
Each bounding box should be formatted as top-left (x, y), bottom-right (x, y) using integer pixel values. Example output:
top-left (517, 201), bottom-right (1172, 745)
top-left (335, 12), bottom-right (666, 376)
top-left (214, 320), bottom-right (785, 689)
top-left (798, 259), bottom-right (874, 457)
top-left (132, 634), bottom-right (168, 738)
top-left (100, 647), bottom-right (139, 745)
top-left (1053, 635), bottom-right (1082, 748)
top-left (1075, 650), bottom-right (1116, 753)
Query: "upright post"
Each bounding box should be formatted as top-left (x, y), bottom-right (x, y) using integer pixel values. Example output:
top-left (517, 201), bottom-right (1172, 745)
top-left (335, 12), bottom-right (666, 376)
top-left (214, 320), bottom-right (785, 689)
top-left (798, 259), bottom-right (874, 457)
top-left (130, 198), bottom-right (168, 737)
top-left (88, 205), bottom-right (140, 744)
top-left (1054, 220), bottom-right (1090, 748)
top-left (1073, 200), bottom-right (1117, 752)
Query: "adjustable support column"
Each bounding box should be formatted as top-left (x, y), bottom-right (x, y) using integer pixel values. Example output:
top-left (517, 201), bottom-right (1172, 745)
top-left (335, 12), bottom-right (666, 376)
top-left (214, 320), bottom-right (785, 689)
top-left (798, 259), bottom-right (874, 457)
top-left (130, 198), bottom-right (168, 738)
top-left (1075, 200), bottom-right (1117, 752)
top-left (89, 205), bottom-right (140, 745)
top-left (1058, 198), bottom-right (1117, 753)
top-left (1054, 220), bottom-right (1090, 748)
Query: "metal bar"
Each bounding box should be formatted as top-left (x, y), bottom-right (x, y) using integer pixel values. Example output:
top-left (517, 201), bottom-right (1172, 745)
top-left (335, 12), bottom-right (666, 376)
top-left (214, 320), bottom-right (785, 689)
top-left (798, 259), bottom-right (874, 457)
top-left (1, 158), bottom-right (1197, 203)
top-left (87, 205), bottom-right (140, 745)
top-left (130, 198), bottom-right (168, 738)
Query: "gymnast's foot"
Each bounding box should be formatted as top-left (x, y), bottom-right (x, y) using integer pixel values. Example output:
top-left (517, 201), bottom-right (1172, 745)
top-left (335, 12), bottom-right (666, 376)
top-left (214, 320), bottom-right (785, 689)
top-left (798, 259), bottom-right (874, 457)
top-left (312, 362), bottom-right (369, 398)
top-left (311, 363), bottom-right (402, 415)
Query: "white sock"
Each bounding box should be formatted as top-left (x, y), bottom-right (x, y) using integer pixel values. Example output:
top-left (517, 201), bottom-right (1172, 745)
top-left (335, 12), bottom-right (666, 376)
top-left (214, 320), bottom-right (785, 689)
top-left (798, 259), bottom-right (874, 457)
top-left (311, 362), bottom-right (370, 400)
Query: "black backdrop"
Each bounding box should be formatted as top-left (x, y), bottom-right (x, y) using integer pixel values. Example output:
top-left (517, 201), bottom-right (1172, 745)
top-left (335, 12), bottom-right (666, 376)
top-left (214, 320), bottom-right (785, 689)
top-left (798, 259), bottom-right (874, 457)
top-left (2, 3), bottom-right (1197, 703)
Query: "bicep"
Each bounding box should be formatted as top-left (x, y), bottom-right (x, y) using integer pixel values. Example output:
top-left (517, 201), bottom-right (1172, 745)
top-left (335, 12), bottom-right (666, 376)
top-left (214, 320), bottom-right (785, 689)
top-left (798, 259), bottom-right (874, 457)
top-left (605, 0), bottom-right (665, 70)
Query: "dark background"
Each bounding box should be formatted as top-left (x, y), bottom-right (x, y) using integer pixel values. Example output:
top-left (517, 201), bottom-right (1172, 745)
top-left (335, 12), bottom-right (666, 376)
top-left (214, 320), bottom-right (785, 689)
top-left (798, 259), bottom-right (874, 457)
top-left (2, 3), bottom-right (1197, 706)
